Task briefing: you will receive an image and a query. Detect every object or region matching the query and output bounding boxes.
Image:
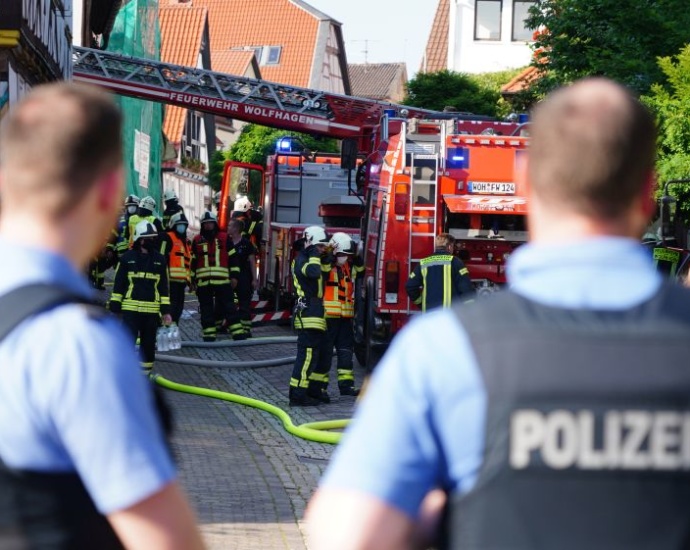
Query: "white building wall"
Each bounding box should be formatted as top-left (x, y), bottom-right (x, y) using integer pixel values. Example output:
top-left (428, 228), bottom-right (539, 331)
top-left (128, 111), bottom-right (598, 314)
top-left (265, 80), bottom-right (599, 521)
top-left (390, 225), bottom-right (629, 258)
top-left (449, 0), bottom-right (532, 74)
top-left (162, 171), bottom-right (211, 233)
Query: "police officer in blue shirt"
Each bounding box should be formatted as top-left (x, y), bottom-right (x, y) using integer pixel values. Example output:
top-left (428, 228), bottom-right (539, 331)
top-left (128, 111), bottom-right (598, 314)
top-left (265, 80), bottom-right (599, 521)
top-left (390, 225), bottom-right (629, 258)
top-left (307, 79), bottom-right (690, 549)
top-left (0, 83), bottom-right (203, 549)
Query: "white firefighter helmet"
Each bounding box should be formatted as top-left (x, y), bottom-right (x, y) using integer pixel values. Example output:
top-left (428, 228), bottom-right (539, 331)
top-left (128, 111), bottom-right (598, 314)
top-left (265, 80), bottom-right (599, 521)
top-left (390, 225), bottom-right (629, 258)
top-left (329, 232), bottom-right (354, 255)
top-left (133, 220), bottom-right (158, 242)
top-left (124, 194), bottom-right (140, 207)
top-left (168, 211), bottom-right (188, 230)
top-left (139, 195), bottom-right (157, 212)
top-left (163, 189), bottom-right (178, 202)
top-left (233, 196), bottom-right (252, 213)
top-left (303, 225), bottom-right (328, 247)
top-left (213, 191), bottom-right (222, 205)
top-left (200, 210), bottom-right (218, 226)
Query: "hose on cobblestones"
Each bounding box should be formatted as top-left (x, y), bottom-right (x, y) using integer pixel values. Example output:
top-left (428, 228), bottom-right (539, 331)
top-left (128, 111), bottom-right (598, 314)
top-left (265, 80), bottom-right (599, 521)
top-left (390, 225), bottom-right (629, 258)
top-left (157, 336), bottom-right (298, 368)
top-left (152, 374), bottom-right (348, 444)
top-left (155, 354), bottom-right (295, 369)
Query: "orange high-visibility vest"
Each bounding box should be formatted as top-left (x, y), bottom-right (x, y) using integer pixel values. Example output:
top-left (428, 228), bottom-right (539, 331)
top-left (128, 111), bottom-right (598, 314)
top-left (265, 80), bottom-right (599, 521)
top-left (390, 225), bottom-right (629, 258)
top-left (324, 262), bottom-right (355, 318)
top-left (167, 231), bottom-right (191, 282)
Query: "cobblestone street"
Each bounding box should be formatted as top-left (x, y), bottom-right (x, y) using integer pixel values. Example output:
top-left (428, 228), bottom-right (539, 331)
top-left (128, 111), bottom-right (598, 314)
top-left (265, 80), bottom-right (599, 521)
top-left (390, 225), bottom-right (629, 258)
top-left (154, 296), bottom-right (366, 549)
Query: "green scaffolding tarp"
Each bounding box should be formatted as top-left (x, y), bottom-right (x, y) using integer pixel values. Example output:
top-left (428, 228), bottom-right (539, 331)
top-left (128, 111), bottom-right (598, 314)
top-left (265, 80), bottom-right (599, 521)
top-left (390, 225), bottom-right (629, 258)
top-left (107, 0), bottom-right (162, 212)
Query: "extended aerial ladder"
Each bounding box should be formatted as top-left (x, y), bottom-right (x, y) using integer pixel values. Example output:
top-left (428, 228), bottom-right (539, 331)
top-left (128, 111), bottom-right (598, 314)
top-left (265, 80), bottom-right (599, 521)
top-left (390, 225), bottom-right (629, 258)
top-left (71, 46), bottom-right (456, 153)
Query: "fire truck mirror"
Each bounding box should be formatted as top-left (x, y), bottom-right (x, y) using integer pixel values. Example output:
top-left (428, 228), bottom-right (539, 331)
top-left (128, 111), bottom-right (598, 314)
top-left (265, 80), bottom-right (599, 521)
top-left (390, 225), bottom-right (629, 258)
top-left (341, 138), bottom-right (358, 171)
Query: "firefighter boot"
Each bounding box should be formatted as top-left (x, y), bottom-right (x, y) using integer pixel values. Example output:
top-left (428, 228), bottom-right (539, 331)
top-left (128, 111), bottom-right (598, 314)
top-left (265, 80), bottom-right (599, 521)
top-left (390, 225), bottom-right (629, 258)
top-left (339, 382), bottom-right (360, 397)
top-left (307, 382), bottom-right (331, 404)
top-left (289, 387), bottom-right (321, 407)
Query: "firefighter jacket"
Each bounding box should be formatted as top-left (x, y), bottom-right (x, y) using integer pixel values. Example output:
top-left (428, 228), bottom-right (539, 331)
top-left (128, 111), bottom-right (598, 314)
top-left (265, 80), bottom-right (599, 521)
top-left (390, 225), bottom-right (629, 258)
top-left (405, 248), bottom-right (474, 312)
top-left (164, 230), bottom-right (192, 283)
top-left (110, 249), bottom-right (171, 315)
top-left (125, 214), bottom-right (164, 249)
top-left (323, 258), bottom-right (364, 319)
top-left (162, 203), bottom-right (184, 229)
top-left (232, 209), bottom-right (263, 249)
top-left (292, 245), bottom-right (329, 331)
top-left (190, 230), bottom-right (239, 287)
top-left (228, 235), bottom-right (257, 288)
top-left (447, 286), bottom-right (690, 549)
top-left (115, 213), bottom-right (132, 256)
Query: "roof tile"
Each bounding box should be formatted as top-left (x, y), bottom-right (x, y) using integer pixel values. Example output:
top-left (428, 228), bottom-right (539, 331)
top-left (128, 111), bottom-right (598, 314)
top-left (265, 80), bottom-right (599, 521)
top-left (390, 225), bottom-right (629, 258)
top-left (159, 4), bottom-right (208, 144)
top-left (422, 0), bottom-right (449, 73)
top-left (187, 0), bottom-right (322, 88)
top-left (348, 63), bottom-right (407, 102)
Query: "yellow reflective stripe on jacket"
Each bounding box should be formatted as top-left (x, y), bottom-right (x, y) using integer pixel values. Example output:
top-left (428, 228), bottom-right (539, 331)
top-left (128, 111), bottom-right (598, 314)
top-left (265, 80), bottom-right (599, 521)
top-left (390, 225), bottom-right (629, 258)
top-left (443, 263), bottom-right (452, 308)
top-left (195, 266), bottom-right (229, 278)
top-left (296, 316), bottom-right (327, 330)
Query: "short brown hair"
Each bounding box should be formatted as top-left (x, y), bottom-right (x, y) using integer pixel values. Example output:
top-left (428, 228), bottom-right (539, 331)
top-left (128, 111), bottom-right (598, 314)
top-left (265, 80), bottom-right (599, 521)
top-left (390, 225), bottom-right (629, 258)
top-left (436, 233), bottom-right (455, 249)
top-left (528, 78), bottom-right (656, 219)
top-left (0, 82), bottom-right (122, 217)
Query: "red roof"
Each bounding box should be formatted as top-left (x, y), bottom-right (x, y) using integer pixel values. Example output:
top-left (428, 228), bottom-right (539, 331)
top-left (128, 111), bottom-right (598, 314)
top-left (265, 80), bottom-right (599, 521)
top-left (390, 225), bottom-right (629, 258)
top-left (501, 66), bottom-right (541, 95)
top-left (159, 4), bottom-right (208, 144)
top-left (186, 0), bottom-right (326, 88)
top-left (212, 50), bottom-right (259, 78)
top-left (421, 0), bottom-right (449, 73)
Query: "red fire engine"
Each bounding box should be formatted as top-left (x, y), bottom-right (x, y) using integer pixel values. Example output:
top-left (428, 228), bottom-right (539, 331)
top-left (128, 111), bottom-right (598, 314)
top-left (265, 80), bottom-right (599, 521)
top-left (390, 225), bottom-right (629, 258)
top-left (72, 47), bottom-right (528, 359)
top-left (354, 117), bottom-right (529, 367)
top-left (217, 152), bottom-right (363, 313)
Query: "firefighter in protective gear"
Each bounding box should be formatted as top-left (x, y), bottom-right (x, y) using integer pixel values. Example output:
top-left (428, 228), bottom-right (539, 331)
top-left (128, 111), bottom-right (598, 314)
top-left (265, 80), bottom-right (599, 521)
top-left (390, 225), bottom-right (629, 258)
top-left (164, 212), bottom-right (192, 325)
top-left (115, 194), bottom-right (140, 257)
top-left (110, 220), bottom-right (172, 373)
top-left (227, 218), bottom-right (257, 338)
top-left (231, 196), bottom-right (263, 250)
top-left (162, 188), bottom-right (184, 229)
top-left (314, 232), bottom-right (364, 396)
top-left (190, 211), bottom-right (244, 341)
top-left (405, 233), bottom-right (474, 312)
top-left (125, 195), bottom-right (164, 249)
top-left (289, 225), bottom-right (331, 406)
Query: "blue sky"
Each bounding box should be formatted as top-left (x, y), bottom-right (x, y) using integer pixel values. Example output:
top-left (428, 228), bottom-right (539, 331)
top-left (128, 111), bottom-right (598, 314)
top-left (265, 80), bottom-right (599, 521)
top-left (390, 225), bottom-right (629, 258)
top-left (304, 0), bottom-right (438, 78)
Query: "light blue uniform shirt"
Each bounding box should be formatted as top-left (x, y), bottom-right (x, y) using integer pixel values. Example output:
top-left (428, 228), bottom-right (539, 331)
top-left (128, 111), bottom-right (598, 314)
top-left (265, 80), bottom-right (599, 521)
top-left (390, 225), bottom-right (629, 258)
top-left (321, 237), bottom-right (662, 518)
top-left (0, 239), bottom-right (176, 514)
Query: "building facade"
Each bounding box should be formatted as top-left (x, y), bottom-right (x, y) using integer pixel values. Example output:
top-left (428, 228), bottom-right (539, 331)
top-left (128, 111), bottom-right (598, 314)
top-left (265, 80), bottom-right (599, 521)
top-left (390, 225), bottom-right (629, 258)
top-left (422, 0), bottom-right (535, 74)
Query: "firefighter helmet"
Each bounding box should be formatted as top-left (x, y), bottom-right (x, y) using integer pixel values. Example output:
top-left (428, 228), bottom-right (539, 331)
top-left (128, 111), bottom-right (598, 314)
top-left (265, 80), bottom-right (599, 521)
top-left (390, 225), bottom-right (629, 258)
top-left (213, 191), bottom-right (221, 206)
top-left (330, 232), bottom-right (354, 255)
top-left (139, 195), bottom-right (157, 212)
top-left (124, 194), bottom-right (140, 207)
top-left (163, 189), bottom-right (178, 202)
top-left (168, 211), bottom-right (188, 230)
top-left (200, 211), bottom-right (218, 226)
top-left (133, 220), bottom-right (158, 242)
top-left (303, 225), bottom-right (328, 247)
top-left (234, 196), bottom-right (252, 213)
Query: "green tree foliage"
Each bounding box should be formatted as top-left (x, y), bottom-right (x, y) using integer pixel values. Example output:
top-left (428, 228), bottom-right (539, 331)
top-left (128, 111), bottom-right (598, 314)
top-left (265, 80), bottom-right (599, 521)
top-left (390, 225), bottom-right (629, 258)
top-left (207, 149), bottom-right (226, 192)
top-left (468, 68), bottom-right (527, 118)
top-left (225, 124), bottom-right (339, 167)
top-left (526, 0), bottom-right (690, 96)
top-left (403, 70), bottom-right (500, 117)
top-left (642, 45), bottom-right (690, 223)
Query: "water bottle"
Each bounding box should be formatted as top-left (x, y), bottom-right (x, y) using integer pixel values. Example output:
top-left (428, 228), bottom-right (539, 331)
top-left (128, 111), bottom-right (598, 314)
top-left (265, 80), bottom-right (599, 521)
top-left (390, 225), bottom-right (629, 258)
top-left (169, 323), bottom-right (177, 349)
top-left (156, 326), bottom-right (169, 352)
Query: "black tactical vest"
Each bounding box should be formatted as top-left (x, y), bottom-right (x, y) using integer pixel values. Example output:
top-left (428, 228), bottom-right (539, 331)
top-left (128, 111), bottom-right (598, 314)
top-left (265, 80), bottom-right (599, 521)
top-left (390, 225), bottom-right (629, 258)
top-left (0, 285), bottom-right (125, 549)
top-left (447, 285), bottom-right (690, 550)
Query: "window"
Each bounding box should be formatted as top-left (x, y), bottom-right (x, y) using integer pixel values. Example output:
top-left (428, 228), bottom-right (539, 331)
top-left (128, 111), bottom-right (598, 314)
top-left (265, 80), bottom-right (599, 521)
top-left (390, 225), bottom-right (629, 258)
top-left (512, 0), bottom-right (535, 41)
top-left (475, 0), bottom-right (502, 41)
top-left (266, 46), bottom-right (282, 65)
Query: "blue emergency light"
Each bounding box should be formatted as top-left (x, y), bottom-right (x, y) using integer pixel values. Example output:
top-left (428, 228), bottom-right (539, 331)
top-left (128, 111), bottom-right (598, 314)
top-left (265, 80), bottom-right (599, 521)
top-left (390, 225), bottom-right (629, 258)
top-left (277, 137), bottom-right (293, 152)
top-left (446, 147), bottom-right (469, 169)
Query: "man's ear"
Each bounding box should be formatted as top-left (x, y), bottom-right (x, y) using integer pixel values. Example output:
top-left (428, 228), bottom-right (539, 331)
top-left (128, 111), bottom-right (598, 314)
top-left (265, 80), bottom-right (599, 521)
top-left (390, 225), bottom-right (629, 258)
top-left (98, 167), bottom-right (124, 213)
top-left (641, 172), bottom-right (657, 220)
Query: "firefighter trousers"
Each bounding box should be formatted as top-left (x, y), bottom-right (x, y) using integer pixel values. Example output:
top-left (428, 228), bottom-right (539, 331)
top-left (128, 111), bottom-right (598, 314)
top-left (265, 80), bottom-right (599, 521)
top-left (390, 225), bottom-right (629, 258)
top-left (314, 317), bottom-right (355, 389)
top-left (290, 328), bottom-right (324, 390)
top-left (169, 281), bottom-right (187, 325)
top-left (122, 312), bottom-right (159, 372)
top-left (197, 283), bottom-right (242, 341)
top-left (236, 281), bottom-right (252, 336)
